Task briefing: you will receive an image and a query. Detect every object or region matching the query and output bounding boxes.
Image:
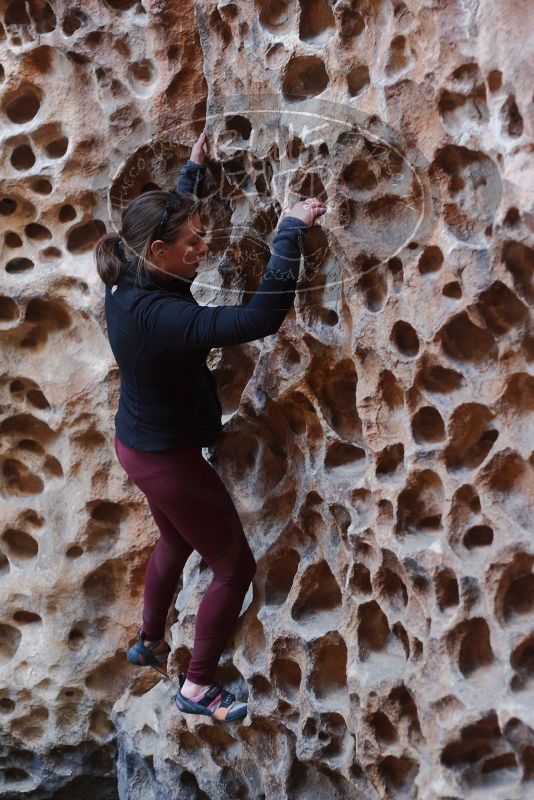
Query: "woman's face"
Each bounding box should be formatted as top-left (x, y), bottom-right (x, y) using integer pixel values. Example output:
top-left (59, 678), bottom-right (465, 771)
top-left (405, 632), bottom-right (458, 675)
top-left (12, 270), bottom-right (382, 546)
top-left (149, 211), bottom-right (209, 280)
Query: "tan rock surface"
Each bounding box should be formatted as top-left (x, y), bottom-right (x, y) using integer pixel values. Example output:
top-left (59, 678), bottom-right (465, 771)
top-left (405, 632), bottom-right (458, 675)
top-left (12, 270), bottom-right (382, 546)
top-left (0, 0), bottom-right (533, 798)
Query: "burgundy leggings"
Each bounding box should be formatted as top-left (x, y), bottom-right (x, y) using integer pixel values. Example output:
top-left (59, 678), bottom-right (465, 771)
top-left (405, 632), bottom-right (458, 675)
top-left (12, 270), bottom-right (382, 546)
top-left (114, 434), bottom-right (256, 685)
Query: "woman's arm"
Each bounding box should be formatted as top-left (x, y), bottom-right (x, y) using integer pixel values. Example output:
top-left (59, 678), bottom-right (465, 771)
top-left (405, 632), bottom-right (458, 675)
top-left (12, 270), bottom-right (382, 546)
top-left (176, 131), bottom-right (208, 196)
top-left (133, 214), bottom-right (309, 351)
top-left (176, 159), bottom-right (206, 196)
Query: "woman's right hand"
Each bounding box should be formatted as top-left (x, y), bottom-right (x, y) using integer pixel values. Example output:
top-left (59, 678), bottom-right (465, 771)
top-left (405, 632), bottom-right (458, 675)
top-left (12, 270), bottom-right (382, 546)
top-left (281, 196), bottom-right (327, 227)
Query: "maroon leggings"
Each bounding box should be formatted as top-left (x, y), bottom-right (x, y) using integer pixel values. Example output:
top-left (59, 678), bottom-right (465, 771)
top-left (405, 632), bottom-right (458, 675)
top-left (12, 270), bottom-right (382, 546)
top-left (114, 434), bottom-right (256, 685)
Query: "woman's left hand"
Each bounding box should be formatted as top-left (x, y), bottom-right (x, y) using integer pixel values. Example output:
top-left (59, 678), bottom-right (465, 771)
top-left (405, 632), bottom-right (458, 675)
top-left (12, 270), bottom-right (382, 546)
top-left (190, 131), bottom-right (208, 166)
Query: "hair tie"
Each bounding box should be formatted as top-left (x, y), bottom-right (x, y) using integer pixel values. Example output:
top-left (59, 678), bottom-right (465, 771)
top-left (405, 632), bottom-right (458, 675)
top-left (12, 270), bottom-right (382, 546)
top-left (115, 234), bottom-right (125, 258)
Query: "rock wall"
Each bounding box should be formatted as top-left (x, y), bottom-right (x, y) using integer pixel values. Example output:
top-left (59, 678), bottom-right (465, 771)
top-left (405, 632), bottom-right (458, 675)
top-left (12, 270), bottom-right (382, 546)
top-left (1, 0), bottom-right (533, 798)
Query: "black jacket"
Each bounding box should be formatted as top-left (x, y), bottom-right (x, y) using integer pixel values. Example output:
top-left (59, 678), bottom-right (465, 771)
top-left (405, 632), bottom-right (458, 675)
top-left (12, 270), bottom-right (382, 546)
top-left (104, 159), bottom-right (308, 450)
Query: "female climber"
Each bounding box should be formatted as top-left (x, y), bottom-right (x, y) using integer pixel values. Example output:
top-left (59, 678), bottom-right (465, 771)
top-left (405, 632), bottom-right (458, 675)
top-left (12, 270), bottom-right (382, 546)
top-left (95, 130), bottom-right (327, 723)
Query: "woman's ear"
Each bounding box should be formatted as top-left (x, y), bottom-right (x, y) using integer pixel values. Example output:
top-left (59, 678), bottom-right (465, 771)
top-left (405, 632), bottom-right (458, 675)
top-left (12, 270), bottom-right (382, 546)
top-left (150, 239), bottom-right (165, 259)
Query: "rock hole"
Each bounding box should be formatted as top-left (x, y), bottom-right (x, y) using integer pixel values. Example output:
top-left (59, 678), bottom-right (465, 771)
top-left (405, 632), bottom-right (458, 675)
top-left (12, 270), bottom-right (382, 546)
top-left (378, 370), bottom-right (404, 409)
top-left (418, 361), bottom-right (462, 393)
top-left (501, 241), bottom-right (533, 304)
top-left (500, 94), bottom-right (523, 138)
top-left (437, 311), bottom-right (496, 362)
top-left (435, 568), bottom-right (459, 611)
top-left (342, 159), bottom-right (376, 191)
top-left (444, 404), bottom-right (497, 471)
top-left (503, 207), bottom-right (520, 226)
top-left (291, 559), bottom-right (342, 623)
top-left (5, 1), bottom-right (31, 28)
top-left (385, 35), bottom-right (410, 76)
top-left (0, 696), bottom-right (15, 713)
top-left (104, 0), bottom-right (138, 10)
top-left (11, 143), bottom-right (36, 170)
top-left (358, 600), bottom-right (390, 659)
top-left (418, 245), bottom-right (443, 274)
top-left (45, 136), bottom-right (68, 158)
top-left (411, 406), bottom-right (445, 443)
top-left (256, 0), bottom-right (293, 33)
top-left (0, 198), bottom-right (17, 215)
top-left (282, 55), bottom-right (329, 102)
top-left (265, 547), bottom-right (300, 606)
top-left (66, 545), bottom-right (83, 558)
top-left (347, 65), bottom-right (369, 97)
top-left (325, 441), bottom-right (366, 477)
top-left (503, 573), bottom-right (534, 622)
top-left (0, 623), bottom-right (22, 663)
top-left (510, 633), bottom-right (534, 687)
top-left (62, 11), bottom-right (86, 36)
top-left (5, 89), bottom-right (41, 124)
top-left (13, 610), bottom-right (41, 624)
top-left (375, 567), bottom-right (408, 610)
top-left (348, 563), bottom-right (372, 594)
top-left (477, 280), bottom-right (528, 335)
top-left (371, 711), bottom-right (398, 744)
top-left (375, 443), bottom-right (404, 477)
top-left (0, 296), bottom-right (19, 322)
top-left (359, 268), bottom-right (387, 312)
top-left (487, 69), bottom-right (502, 92)
top-left (68, 628), bottom-right (85, 650)
top-left (338, 5), bottom-right (364, 44)
top-left (82, 562), bottom-right (117, 608)
top-left (309, 635), bottom-right (347, 698)
top-left (225, 114), bottom-right (252, 141)
top-left (298, 0), bottom-right (335, 43)
top-left (128, 59), bottom-right (157, 95)
top-left (392, 320), bottom-right (419, 357)
top-left (31, 178), bottom-right (52, 194)
top-left (40, 246), bottom-right (61, 261)
top-left (2, 528), bottom-right (38, 558)
top-left (67, 220), bottom-right (106, 253)
top-left (463, 525), bottom-right (493, 549)
top-left (443, 280), bottom-right (462, 298)
top-left (395, 469), bottom-right (444, 536)
top-left (458, 618), bottom-right (494, 676)
top-left (271, 657), bottom-right (301, 698)
top-left (28, 1), bottom-right (56, 32)
top-left (5, 257), bottom-right (34, 273)
top-left (24, 222), bottom-right (51, 241)
top-left (5, 231), bottom-right (22, 247)
top-left (58, 204), bottom-right (76, 222)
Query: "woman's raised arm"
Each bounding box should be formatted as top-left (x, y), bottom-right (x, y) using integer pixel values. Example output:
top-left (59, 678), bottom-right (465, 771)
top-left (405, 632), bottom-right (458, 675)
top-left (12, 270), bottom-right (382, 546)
top-left (133, 198), bottom-right (327, 352)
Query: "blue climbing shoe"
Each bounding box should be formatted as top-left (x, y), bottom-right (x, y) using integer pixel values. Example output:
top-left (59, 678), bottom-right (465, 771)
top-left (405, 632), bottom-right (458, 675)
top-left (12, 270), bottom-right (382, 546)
top-left (175, 681), bottom-right (248, 722)
top-left (127, 629), bottom-right (171, 677)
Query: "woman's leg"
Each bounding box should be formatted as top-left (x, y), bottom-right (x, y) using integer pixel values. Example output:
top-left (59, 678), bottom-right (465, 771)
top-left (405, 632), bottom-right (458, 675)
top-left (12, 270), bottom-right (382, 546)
top-left (114, 437), bottom-right (256, 685)
top-left (140, 455), bottom-right (257, 685)
top-left (141, 499), bottom-right (194, 641)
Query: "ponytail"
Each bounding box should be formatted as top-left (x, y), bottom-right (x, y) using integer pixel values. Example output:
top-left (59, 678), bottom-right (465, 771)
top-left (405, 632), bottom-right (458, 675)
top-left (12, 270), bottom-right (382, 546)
top-left (94, 232), bottom-right (124, 286)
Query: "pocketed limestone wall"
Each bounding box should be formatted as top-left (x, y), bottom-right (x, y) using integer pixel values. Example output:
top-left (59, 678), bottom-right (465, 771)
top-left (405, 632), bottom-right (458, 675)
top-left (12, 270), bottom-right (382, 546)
top-left (0, 1), bottom-right (533, 798)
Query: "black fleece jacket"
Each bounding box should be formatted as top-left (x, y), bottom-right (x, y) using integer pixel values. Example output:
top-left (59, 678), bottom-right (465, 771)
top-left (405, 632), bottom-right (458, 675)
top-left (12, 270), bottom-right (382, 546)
top-left (104, 159), bottom-right (309, 450)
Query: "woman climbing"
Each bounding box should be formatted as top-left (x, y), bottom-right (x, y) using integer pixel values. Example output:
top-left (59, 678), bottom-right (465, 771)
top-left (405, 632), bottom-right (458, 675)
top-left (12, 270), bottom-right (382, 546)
top-left (95, 131), bottom-right (327, 723)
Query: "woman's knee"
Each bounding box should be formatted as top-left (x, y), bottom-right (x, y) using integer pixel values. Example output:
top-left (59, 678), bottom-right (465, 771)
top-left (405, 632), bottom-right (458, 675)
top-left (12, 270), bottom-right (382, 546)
top-left (213, 540), bottom-right (256, 584)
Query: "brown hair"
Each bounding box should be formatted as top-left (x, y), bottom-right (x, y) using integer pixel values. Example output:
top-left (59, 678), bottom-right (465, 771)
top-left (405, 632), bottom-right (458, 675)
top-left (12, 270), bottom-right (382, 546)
top-left (94, 189), bottom-right (200, 285)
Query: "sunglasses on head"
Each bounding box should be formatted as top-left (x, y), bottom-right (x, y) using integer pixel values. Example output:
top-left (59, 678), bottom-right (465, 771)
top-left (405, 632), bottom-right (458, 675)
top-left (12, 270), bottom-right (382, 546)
top-left (154, 192), bottom-right (182, 240)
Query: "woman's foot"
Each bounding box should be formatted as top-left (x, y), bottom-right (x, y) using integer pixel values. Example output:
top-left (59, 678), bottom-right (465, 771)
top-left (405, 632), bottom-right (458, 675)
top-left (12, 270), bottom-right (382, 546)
top-left (126, 629), bottom-right (170, 676)
top-left (142, 636), bottom-right (169, 656)
top-left (175, 680), bottom-right (248, 722)
top-left (180, 678), bottom-right (211, 700)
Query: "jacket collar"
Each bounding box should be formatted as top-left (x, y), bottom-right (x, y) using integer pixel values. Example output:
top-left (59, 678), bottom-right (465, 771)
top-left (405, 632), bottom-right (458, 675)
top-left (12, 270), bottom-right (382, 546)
top-left (119, 262), bottom-right (195, 299)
